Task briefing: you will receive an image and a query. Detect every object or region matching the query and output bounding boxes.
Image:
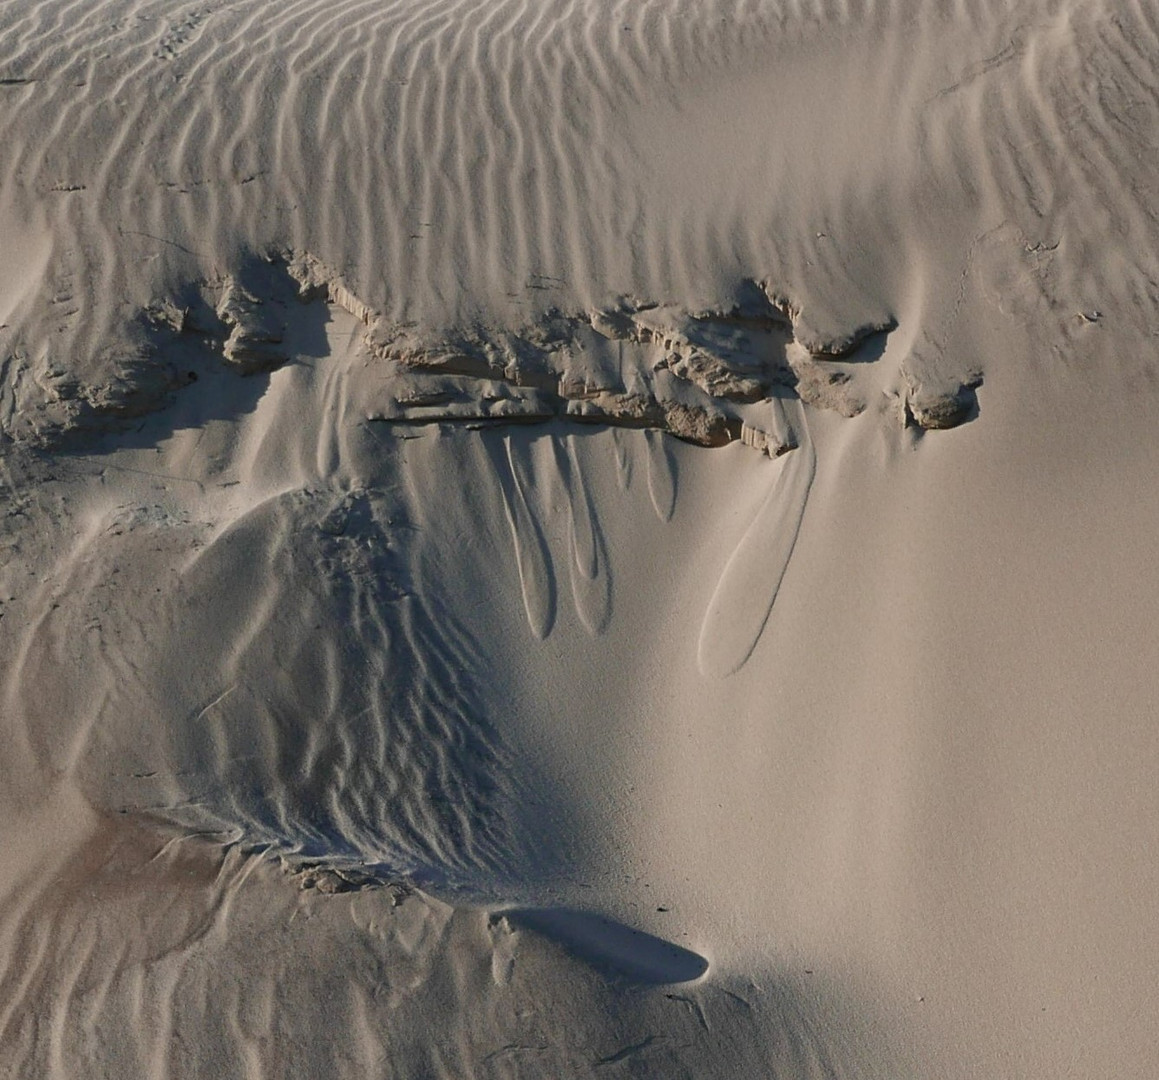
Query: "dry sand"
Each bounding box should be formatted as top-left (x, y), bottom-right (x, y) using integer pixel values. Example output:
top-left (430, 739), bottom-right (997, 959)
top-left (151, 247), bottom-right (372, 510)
top-left (2, 0), bottom-right (1158, 1075)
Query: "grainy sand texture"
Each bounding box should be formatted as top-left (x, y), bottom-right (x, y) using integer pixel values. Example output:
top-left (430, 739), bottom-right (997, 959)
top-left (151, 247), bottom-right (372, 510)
top-left (2, 0), bottom-right (1159, 1076)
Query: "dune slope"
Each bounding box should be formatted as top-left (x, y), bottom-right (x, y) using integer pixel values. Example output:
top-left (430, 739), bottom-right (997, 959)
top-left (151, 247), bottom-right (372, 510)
top-left (2, 0), bottom-right (1159, 1076)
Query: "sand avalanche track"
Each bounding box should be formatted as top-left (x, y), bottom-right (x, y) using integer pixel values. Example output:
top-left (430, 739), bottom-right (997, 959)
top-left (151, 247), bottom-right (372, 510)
top-left (2, 0), bottom-right (1159, 1077)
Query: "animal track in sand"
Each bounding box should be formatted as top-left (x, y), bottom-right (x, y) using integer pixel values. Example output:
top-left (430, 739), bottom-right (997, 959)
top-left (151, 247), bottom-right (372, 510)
top-left (153, 7), bottom-right (213, 61)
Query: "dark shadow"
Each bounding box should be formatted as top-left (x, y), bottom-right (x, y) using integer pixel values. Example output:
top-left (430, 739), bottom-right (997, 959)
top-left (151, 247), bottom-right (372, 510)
top-left (731, 277), bottom-right (788, 322)
top-left (58, 252), bottom-right (334, 457)
top-left (955, 378), bottom-right (983, 425)
top-left (839, 324), bottom-right (892, 364)
top-left (504, 907), bottom-right (709, 985)
top-left (906, 375), bottom-right (983, 433)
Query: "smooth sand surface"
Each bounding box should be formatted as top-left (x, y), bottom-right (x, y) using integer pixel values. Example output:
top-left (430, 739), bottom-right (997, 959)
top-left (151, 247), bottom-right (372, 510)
top-left (2, 0), bottom-right (1159, 1076)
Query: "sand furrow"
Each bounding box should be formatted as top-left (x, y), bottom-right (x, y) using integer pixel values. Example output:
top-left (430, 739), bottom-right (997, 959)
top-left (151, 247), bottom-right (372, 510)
top-left (697, 402), bottom-right (815, 678)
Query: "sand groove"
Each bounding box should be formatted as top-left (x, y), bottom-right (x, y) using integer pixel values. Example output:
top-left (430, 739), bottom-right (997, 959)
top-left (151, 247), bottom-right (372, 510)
top-left (697, 402), bottom-right (816, 678)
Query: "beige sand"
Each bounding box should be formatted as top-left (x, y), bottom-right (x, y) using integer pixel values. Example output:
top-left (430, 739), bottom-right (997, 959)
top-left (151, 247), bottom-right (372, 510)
top-left (1, 0), bottom-right (1158, 1075)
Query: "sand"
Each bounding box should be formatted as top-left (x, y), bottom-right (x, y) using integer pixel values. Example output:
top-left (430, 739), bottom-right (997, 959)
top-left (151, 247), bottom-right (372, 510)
top-left (2, 0), bottom-right (1158, 1075)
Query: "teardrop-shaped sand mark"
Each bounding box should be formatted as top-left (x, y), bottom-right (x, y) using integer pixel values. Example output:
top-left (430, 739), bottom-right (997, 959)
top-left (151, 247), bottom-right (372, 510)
top-left (565, 435), bottom-right (598, 580)
top-left (697, 403), bottom-right (815, 678)
top-left (505, 907), bottom-right (709, 985)
top-left (569, 529), bottom-right (612, 634)
top-left (565, 437), bottom-right (611, 634)
top-left (644, 429), bottom-right (676, 521)
top-left (611, 427), bottom-right (633, 491)
top-left (491, 436), bottom-right (556, 640)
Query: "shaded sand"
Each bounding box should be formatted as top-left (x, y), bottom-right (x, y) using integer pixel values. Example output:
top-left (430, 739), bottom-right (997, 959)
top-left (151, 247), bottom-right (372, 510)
top-left (3, 0), bottom-right (1159, 1076)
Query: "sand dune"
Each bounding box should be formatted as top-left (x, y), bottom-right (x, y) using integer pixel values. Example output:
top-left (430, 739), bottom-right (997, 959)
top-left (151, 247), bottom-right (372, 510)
top-left (2, 0), bottom-right (1159, 1076)
top-left (6, 0), bottom-right (1149, 441)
